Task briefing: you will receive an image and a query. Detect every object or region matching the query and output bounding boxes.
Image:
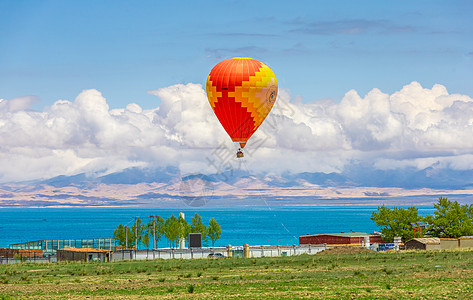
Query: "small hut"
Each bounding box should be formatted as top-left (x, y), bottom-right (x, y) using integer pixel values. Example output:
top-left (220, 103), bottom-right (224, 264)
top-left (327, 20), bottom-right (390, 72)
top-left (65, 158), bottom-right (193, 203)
top-left (405, 237), bottom-right (441, 250)
top-left (57, 248), bottom-right (112, 262)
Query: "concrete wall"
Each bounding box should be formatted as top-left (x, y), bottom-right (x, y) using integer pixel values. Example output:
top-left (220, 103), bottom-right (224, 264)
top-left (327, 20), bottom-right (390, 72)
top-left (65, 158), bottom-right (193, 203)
top-left (247, 245), bottom-right (325, 258)
top-left (426, 244), bottom-right (441, 251)
top-left (112, 247), bottom-right (228, 261)
top-left (111, 245), bottom-right (326, 262)
top-left (440, 239), bottom-right (459, 249)
top-left (459, 238), bottom-right (473, 248)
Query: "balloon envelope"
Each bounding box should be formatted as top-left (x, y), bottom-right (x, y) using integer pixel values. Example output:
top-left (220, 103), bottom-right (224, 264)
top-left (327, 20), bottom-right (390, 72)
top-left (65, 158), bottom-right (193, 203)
top-left (206, 57), bottom-right (278, 148)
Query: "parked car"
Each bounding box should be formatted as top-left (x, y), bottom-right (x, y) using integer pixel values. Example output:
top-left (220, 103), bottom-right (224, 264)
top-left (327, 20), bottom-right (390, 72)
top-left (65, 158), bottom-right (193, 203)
top-left (208, 252), bottom-right (224, 258)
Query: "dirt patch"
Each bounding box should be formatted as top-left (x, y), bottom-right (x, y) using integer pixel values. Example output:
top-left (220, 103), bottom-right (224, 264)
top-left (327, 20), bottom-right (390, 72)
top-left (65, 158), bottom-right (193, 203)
top-left (318, 245), bottom-right (374, 255)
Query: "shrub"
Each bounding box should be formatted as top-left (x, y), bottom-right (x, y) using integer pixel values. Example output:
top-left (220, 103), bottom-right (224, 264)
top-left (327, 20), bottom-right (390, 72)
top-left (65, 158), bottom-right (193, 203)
top-left (188, 284), bottom-right (195, 293)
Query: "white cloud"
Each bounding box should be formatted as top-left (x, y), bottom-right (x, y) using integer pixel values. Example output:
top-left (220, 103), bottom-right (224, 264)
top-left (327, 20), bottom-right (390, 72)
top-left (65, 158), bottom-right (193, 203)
top-left (0, 81), bottom-right (473, 182)
top-left (0, 95), bottom-right (40, 112)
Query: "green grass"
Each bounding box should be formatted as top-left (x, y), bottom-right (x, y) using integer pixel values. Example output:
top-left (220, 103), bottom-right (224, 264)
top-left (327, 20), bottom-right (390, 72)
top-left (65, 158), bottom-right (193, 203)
top-left (0, 249), bottom-right (473, 299)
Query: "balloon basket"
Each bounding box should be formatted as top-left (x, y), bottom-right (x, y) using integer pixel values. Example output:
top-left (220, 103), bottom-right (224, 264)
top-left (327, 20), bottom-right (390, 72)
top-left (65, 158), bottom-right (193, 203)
top-left (236, 150), bottom-right (244, 158)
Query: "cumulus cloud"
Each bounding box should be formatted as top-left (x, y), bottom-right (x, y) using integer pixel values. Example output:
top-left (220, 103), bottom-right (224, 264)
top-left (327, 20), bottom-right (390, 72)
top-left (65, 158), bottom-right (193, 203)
top-left (0, 81), bottom-right (473, 182)
top-left (0, 95), bottom-right (40, 112)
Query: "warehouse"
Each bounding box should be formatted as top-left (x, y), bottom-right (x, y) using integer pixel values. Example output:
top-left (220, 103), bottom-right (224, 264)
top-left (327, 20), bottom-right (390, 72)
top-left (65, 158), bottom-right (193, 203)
top-left (299, 232), bottom-right (383, 245)
top-left (8, 238), bottom-right (114, 256)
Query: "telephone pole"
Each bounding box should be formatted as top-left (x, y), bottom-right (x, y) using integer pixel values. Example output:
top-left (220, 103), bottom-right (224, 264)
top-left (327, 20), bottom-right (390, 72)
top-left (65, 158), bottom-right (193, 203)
top-left (125, 226), bottom-right (128, 249)
top-left (133, 217), bottom-right (140, 250)
top-left (149, 215), bottom-right (157, 249)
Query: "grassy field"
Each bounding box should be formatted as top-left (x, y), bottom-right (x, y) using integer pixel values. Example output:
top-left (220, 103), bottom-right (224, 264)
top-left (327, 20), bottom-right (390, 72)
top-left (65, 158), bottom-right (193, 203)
top-left (1, 248), bottom-right (473, 299)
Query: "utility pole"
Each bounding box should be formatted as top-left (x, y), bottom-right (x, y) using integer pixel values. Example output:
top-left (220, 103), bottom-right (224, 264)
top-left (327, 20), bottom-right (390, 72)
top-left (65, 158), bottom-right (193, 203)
top-left (125, 226), bottom-right (128, 250)
top-left (149, 215), bottom-right (157, 249)
top-left (125, 226), bottom-right (128, 249)
top-left (133, 217), bottom-right (140, 250)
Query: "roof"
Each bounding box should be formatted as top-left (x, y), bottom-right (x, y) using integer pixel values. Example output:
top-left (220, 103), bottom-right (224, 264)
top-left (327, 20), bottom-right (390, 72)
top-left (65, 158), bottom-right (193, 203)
top-left (303, 232), bottom-right (373, 238)
top-left (408, 237), bottom-right (440, 244)
top-left (58, 248), bottom-right (111, 253)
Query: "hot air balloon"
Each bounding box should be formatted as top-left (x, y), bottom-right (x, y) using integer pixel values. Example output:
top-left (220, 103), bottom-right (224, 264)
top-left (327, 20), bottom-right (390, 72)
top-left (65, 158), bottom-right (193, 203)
top-left (206, 57), bottom-right (278, 158)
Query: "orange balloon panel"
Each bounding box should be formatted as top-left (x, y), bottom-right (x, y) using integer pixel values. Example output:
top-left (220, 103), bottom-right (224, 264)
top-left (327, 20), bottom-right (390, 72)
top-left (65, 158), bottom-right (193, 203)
top-left (206, 57), bottom-right (278, 148)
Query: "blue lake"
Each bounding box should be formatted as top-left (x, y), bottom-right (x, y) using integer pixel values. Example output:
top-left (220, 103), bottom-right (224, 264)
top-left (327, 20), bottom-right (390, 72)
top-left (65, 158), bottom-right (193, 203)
top-left (0, 205), bottom-right (435, 248)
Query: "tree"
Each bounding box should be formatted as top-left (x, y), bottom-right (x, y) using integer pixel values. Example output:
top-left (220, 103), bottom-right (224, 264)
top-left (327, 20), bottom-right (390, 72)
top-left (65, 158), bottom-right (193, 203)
top-left (207, 218), bottom-right (222, 247)
top-left (190, 213), bottom-right (209, 246)
top-left (425, 197), bottom-right (473, 238)
top-left (132, 218), bottom-right (145, 250)
top-left (155, 216), bottom-right (165, 248)
top-left (142, 230), bottom-right (150, 249)
top-left (164, 214), bottom-right (180, 248)
top-left (113, 223), bottom-right (126, 247)
top-left (147, 215), bottom-right (166, 249)
top-left (113, 224), bottom-right (134, 248)
top-left (371, 205), bottom-right (423, 242)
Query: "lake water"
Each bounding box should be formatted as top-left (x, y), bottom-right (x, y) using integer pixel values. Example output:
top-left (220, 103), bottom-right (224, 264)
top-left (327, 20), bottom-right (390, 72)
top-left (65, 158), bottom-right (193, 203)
top-left (0, 205), bottom-right (435, 248)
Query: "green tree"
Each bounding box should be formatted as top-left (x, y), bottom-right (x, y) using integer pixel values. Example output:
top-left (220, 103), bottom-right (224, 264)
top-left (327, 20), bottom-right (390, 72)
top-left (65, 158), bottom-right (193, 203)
top-left (425, 197), bottom-right (473, 238)
top-left (155, 216), bottom-right (165, 248)
top-left (146, 215), bottom-right (166, 249)
top-left (190, 213), bottom-right (209, 246)
top-left (132, 218), bottom-right (145, 250)
top-left (164, 214), bottom-right (180, 248)
top-left (145, 221), bottom-right (153, 249)
top-left (142, 231), bottom-right (150, 249)
top-left (371, 205), bottom-right (423, 242)
top-left (178, 213), bottom-right (190, 246)
top-left (113, 224), bottom-right (134, 248)
top-left (207, 218), bottom-right (222, 247)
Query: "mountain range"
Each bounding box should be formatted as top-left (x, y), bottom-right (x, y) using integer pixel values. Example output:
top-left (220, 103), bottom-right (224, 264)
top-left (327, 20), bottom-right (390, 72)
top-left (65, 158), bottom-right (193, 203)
top-left (1, 164), bottom-right (473, 207)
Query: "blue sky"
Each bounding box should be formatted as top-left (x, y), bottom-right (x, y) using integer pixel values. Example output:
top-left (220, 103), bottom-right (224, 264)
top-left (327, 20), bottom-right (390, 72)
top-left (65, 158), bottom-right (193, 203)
top-left (1, 1), bottom-right (473, 184)
top-left (1, 0), bottom-right (472, 109)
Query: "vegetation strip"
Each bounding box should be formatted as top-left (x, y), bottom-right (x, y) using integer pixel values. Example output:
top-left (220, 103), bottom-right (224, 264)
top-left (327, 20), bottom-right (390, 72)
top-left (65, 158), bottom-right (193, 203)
top-left (1, 249), bottom-right (473, 299)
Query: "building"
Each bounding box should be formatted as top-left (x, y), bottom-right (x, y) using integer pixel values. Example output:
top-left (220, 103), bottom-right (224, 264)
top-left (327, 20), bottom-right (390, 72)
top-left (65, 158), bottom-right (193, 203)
top-left (8, 238), bottom-right (114, 256)
top-left (57, 248), bottom-right (112, 262)
top-left (405, 237), bottom-right (441, 250)
top-left (299, 232), bottom-right (383, 245)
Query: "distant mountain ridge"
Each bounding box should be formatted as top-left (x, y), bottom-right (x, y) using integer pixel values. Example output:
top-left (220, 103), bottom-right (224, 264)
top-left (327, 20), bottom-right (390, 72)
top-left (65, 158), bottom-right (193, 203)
top-left (31, 164), bottom-right (473, 190)
top-left (1, 164), bottom-right (473, 207)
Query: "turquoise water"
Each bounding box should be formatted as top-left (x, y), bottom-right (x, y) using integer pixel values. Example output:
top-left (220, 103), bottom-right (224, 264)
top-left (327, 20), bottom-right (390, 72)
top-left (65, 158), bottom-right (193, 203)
top-left (0, 206), bottom-right (435, 248)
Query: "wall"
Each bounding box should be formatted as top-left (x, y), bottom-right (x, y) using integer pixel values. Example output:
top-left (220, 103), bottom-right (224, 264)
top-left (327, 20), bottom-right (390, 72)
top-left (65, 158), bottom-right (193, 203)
top-left (300, 235), bottom-right (350, 245)
top-left (425, 244), bottom-right (441, 251)
top-left (0, 249), bottom-right (42, 258)
top-left (459, 238), bottom-right (473, 248)
top-left (111, 245), bottom-right (326, 262)
top-left (440, 239), bottom-right (458, 249)
top-left (300, 235), bottom-right (382, 245)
